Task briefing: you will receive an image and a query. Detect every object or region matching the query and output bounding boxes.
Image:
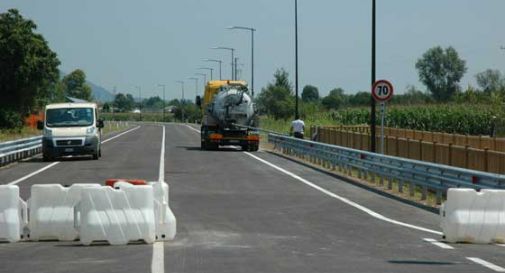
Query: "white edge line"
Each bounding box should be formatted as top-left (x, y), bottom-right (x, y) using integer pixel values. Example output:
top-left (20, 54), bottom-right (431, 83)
top-left (7, 125), bottom-right (141, 185)
top-left (243, 151), bottom-right (443, 236)
top-left (8, 162), bottom-right (60, 185)
top-left (182, 124), bottom-right (443, 236)
top-left (423, 238), bottom-right (454, 249)
top-left (102, 126), bottom-right (140, 143)
top-left (467, 257), bottom-right (505, 272)
top-left (152, 124), bottom-right (165, 273)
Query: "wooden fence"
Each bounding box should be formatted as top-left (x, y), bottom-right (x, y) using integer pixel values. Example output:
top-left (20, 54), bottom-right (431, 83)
top-left (318, 125), bottom-right (505, 152)
top-left (310, 126), bottom-right (505, 174)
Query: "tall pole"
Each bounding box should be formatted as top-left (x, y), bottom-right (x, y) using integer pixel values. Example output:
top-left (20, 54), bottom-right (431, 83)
top-left (370, 0), bottom-right (377, 153)
top-left (227, 26), bottom-right (256, 95)
top-left (198, 67), bottom-right (213, 80)
top-left (176, 81), bottom-right (185, 122)
top-left (158, 84), bottom-right (166, 122)
top-left (294, 0), bottom-right (299, 119)
top-left (136, 86), bottom-right (142, 121)
top-left (187, 77), bottom-right (199, 100)
top-left (203, 59), bottom-right (222, 80)
top-left (234, 58), bottom-right (238, 80)
top-left (195, 73), bottom-right (207, 85)
top-left (211, 47), bottom-right (235, 80)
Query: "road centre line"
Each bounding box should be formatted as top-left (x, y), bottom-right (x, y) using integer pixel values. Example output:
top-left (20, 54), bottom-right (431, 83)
top-left (423, 238), bottom-right (454, 249)
top-left (7, 126), bottom-right (140, 185)
top-left (182, 124), bottom-right (443, 236)
top-left (151, 125), bottom-right (165, 273)
top-left (467, 257), bottom-right (505, 272)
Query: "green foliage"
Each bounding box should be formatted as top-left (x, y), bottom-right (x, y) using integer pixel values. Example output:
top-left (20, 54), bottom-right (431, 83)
top-left (61, 69), bottom-right (93, 101)
top-left (113, 93), bottom-right (135, 112)
top-left (166, 99), bottom-right (201, 122)
top-left (329, 105), bottom-right (500, 135)
top-left (0, 9), bottom-right (60, 129)
top-left (475, 69), bottom-right (505, 94)
top-left (321, 88), bottom-right (345, 110)
top-left (143, 96), bottom-right (165, 111)
top-left (301, 85), bottom-right (319, 102)
top-left (347, 91), bottom-right (370, 106)
top-left (415, 46), bottom-right (467, 101)
top-left (256, 68), bottom-right (295, 119)
top-left (390, 86), bottom-right (433, 105)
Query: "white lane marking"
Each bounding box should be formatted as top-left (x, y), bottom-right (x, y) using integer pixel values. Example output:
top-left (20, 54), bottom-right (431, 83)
top-left (497, 244), bottom-right (505, 247)
top-left (423, 238), bottom-right (454, 249)
top-left (184, 124), bottom-right (200, 133)
top-left (243, 151), bottom-right (443, 236)
top-left (7, 125), bottom-right (141, 185)
top-left (8, 162), bottom-right (60, 185)
top-left (467, 257), bottom-right (505, 272)
top-left (182, 124), bottom-right (442, 235)
top-left (158, 125), bottom-right (165, 182)
top-left (152, 125), bottom-right (165, 273)
top-left (152, 242), bottom-right (164, 273)
top-left (102, 126), bottom-right (140, 143)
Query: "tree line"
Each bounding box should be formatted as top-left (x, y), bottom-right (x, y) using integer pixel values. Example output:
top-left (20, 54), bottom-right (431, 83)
top-left (0, 9), bottom-right (93, 129)
top-left (257, 46), bottom-right (505, 120)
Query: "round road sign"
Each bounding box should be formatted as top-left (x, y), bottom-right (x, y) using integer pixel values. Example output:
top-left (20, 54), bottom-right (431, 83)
top-left (371, 80), bottom-right (394, 102)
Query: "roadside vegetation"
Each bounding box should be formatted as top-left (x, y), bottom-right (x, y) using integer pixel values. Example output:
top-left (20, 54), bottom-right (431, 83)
top-left (257, 46), bottom-right (505, 137)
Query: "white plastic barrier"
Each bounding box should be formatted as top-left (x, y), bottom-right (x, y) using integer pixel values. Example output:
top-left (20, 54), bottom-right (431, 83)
top-left (441, 188), bottom-right (505, 243)
top-left (149, 181), bottom-right (176, 240)
top-left (28, 184), bottom-right (101, 241)
top-left (0, 185), bottom-right (27, 242)
top-left (76, 183), bottom-right (156, 245)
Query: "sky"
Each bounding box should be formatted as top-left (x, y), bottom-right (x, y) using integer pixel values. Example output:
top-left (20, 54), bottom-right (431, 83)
top-left (1, 0), bottom-right (505, 100)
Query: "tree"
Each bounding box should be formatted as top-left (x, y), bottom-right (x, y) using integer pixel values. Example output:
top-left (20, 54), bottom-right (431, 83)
top-left (475, 69), bottom-right (505, 93)
top-left (113, 93), bottom-right (135, 112)
top-left (143, 96), bottom-right (164, 110)
top-left (61, 69), bottom-right (93, 101)
top-left (321, 88), bottom-right (345, 110)
top-left (256, 68), bottom-right (294, 119)
top-left (348, 91), bottom-right (370, 106)
top-left (415, 46), bottom-right (467, 101)
top-left (0, 9), bottom-right (60, 128)
top-left (301, 85), bottom-right (319, 102)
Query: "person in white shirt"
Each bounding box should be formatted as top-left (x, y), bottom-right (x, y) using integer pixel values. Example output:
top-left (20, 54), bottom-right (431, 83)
top-left (290, 115), bottom-right (305, 139)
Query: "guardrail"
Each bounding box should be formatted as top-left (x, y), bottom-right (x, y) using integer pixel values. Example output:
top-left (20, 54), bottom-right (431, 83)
top-left (268, 133), bottom-right (505, 204)
top-left (0, 121), bottom-right (130, 166)
top-left (0, 135), bottom-right (42, 166)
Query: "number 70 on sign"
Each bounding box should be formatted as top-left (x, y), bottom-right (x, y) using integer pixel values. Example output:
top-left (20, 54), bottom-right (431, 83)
top-left (371, 80), bottom-right (394, 102)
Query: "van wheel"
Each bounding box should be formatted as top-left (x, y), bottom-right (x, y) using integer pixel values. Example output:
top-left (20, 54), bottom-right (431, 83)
top-left (98, 146), bottom-right (102, 157)
top-left (42, 154), bottom-right (53, 162)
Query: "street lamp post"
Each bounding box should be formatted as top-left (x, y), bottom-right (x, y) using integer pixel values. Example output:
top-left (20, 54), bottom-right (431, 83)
top-left (195, 73), bottom-right (207, 86)
top-left (187, 77), bottom-right (199, 100)
top-left (203, 59), bottom-right (222, 80)
top-left (176, 81), bottom-right (185, 123)
top-left (136, 86), bottom-right (142, 121)
top-left (211, 46), bottom-right (235, 80)
top-left (227, 26), bottom-right (256, 97)
top-left (370, 0), bottom-right (377, 153)
top-left (158, 84), bottom-right (166, 122)
top-left (294, 0), bottom-right (299, 119)
top-left (198, 67), bottom-right (214, 80)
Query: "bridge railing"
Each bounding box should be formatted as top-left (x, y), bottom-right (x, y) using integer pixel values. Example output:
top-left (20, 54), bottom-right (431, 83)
top-left (268, 133), bottom-right (505, 204)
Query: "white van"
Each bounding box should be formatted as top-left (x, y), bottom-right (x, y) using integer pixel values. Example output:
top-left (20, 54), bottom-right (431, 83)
top-left (37, 103), bottom-right (104, 161)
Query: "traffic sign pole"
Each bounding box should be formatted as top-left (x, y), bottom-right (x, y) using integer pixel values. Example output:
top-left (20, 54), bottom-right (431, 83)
top-left (371, 80), bottom-right (394, 154)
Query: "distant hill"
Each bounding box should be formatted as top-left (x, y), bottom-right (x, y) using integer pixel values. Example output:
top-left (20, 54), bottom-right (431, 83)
top-left (88, 81), bottom-right (114, 102)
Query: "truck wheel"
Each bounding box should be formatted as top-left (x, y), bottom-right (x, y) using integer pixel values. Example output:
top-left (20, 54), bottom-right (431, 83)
top-left (201, 141), bottom-right (206, 150)
top-left (241, 145), bottom-right (249, 151)
top-left (92, 148), bottom-right (99, 160)
top-left (251, 145), bottom-right (259, 152)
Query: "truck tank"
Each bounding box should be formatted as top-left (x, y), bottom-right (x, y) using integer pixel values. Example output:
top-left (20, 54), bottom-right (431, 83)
top-left (210, 85), bottom-right (257, 128)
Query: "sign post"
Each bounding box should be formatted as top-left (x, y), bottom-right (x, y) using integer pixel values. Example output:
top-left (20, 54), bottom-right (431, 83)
top-left (371, 80), bottom-right (394, 154)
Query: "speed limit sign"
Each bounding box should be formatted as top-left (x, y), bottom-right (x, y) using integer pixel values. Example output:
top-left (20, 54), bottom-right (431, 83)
top-left (372, 80), bottom-right (394, 102)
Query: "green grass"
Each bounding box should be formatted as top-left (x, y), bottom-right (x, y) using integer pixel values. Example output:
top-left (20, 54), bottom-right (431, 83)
top-left (0, 127), bottom-right (41, 142)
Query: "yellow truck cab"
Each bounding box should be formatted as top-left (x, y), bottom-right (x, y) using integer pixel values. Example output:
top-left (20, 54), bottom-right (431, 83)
top-left (37, 103), bottom-right (104, 161)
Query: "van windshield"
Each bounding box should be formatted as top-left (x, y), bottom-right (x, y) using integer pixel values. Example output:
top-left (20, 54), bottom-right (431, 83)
top-left (46, 107), bottom-right (94, 127)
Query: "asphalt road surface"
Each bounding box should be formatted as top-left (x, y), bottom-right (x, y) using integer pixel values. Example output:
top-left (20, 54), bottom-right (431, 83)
top-left (1, 123), bottom-right (504, 273)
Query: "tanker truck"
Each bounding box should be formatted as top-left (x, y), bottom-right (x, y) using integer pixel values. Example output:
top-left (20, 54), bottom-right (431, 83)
top-left (196, 80), bottom-right (259, 151)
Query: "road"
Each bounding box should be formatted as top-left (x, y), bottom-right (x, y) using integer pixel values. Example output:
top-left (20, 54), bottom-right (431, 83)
top-left (1, 123), bottom-right (504, 273)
